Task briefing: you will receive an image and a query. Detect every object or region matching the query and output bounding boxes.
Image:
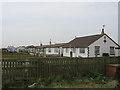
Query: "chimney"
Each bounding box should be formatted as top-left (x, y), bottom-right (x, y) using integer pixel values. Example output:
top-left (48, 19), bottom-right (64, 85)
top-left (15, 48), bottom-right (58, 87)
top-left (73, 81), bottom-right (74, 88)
top-left (101, 25), bottom-right (105, 34)
top-left (40, 41), bottom-right (42, 46)
top-left (40, 43), bottom-right (42, 46)
top-left (49, 39), bottom-right (51, 45)
top-left (101, 28), bottom-right (104, 34)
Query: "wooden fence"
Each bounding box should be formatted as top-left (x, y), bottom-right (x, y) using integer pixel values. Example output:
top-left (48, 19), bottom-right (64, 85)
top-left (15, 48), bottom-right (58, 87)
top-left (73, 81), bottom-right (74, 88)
top-left (2, 57), bottom-right (120, 84)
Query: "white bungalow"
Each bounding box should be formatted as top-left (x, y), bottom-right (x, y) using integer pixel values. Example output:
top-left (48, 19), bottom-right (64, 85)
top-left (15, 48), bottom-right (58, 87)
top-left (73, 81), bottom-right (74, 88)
top-left (16, 46), bottom-right (27, 53)
top-left (26, 45), bottom-right (36, 55)
top-left (62, 29), bottom-right (120, 58)
top-left (37, 43), bottom-right (65, 56)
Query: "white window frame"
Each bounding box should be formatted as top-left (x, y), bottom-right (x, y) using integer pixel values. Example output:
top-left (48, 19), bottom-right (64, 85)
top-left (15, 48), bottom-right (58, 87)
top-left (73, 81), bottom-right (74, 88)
top-left (110, 47), bottom-right (115, 55)
top-left (66, 48), bottom-right (68, 53)
top-left (79, 48), bottom-right (85, 53)
top-left (95, 46), bottom-right (100, 55)
top-left (54, 48), bottom-right (59, 53)
top-left (48, 48), bottom-right (51, 53)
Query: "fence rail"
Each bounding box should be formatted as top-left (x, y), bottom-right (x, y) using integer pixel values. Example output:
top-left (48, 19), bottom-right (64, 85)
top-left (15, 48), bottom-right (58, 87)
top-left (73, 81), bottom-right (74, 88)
top-left (2, 57), bottom-right (120, 84)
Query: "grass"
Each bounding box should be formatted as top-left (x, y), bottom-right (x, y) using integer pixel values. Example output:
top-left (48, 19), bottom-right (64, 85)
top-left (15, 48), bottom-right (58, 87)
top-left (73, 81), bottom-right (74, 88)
top-left (1, 52), bottom-right (39, 59)
top-left (1, 53), bottom-right (63, 59)
top-left (34, 76), bottom-right (117, 88)
top-left (5, 76), bottom-right (117, 88)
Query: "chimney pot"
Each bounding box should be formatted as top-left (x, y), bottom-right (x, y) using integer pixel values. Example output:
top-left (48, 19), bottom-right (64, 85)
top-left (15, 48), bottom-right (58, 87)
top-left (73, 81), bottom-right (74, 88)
top-left (40, 43), bottom-right (42, 46)
top-left (101, 25), bottom-right (105, 34)
top-left (101, 28), bottom-right (104, 34)
top-left (49, 39), bottom-right (51, 45)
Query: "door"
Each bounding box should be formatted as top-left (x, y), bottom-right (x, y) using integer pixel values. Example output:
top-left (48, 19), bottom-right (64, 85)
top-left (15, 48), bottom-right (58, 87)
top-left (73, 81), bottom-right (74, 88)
top-left (70, 51), bottom-right (73, 57)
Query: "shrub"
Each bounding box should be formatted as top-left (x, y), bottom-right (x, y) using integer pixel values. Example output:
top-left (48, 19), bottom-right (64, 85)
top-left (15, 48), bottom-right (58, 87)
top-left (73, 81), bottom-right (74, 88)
top-left (85, 71), bottom-right (101, 79)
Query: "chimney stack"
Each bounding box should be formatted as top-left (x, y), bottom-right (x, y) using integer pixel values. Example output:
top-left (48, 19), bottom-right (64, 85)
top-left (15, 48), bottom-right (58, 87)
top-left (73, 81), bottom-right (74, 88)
top-left (101, 28), bottom-right (104, 34)
top-left (49, 39), bottom-right (51, 45)
top-left (40, 41), bottom-right (42, 46)
top-left (101, 25), bottom-right (105, 34)
top-left (40, 43), bottom-right (42, 46)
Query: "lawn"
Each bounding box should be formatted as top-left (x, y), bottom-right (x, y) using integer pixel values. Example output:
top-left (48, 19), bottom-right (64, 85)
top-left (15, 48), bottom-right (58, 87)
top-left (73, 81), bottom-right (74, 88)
top-left (1, 52), bottom-right (39, 59)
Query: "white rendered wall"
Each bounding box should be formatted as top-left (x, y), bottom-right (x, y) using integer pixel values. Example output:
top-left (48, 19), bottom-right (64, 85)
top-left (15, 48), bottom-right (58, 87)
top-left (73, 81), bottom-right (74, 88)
top-left (16, 47), bottom-right (26, 53)
top-left (118, 49), bottom-right (120, 56)
top-left (89, 34), bottom-right (119, 57)
top-left (45, 48), bottom-right (59, 55)
top-left (63, 48), bottom-right (88, 57)
top-left (76, 48), bottom-right (88, 57)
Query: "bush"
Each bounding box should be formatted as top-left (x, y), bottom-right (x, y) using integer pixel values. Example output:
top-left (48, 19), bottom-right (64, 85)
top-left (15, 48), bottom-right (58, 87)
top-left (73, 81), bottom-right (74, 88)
top-left (84, 71), bottom-right (101, 79)
top-left (62, 75), bottom-right (76, 85)
top-left (83, 71), bottom-right (111, 84)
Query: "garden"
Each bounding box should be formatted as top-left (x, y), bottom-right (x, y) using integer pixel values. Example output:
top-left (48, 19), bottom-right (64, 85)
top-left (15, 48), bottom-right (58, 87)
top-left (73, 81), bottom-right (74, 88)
top-left (1, 53), bottom-right (120, 88)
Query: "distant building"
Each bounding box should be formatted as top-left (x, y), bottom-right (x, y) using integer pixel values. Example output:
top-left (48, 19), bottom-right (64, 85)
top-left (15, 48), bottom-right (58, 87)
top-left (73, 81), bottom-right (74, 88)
top-left (26, 45), bottom-right (36, 55)
top-left (7, 46), bottom-right (15, 52)
top-left (36, 43), bottom-right (66, 56)
top-left (16, 46), bottom-right (27, 53)
top-left (1, 48), bottom-right (8, 53)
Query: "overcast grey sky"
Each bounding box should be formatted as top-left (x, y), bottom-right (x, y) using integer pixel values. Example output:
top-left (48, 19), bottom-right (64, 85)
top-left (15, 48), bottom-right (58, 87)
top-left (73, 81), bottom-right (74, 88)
top-left (2, 2), bottom-right (118, 48)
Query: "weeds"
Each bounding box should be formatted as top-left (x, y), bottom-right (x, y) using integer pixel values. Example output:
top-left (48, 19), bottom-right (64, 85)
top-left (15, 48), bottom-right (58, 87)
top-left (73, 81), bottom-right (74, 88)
top-left (3, 72), bottom-right (117, 88)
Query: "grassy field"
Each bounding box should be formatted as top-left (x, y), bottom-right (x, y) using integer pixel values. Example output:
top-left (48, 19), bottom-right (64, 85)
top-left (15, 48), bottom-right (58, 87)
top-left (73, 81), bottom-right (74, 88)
top-left (1, 52), bottom-right (39, 59)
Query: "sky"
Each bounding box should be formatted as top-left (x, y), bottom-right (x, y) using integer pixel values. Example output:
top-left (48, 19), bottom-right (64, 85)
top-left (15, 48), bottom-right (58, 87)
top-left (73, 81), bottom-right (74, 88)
top-left (1, 2), bottom-right (118, 48)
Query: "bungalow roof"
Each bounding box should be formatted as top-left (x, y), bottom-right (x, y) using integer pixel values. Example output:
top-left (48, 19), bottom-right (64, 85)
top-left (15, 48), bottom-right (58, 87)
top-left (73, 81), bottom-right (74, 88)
top-left (37, 43), bottom-right (66, 48)
top-left (63, 33), bottom-right (120, 48)
top-left (62, 34), bottom-right (104, 48)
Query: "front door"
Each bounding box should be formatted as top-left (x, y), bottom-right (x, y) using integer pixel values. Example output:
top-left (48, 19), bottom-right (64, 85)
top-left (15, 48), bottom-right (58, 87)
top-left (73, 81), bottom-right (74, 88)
top-left (70, 51), bottom-right (73, 57)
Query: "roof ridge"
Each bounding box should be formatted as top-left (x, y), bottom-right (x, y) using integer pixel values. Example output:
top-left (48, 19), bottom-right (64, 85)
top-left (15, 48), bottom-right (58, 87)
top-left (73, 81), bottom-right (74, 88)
top-left (76, 34), bottom-right (103, 39)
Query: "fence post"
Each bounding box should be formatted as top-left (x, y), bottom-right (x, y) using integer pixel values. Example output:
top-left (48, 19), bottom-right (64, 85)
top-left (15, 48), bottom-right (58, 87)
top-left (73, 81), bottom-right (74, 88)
top-left (118, 56), bottom-right (120, 64)
top-left (76, 58), bottom-right (78, 77)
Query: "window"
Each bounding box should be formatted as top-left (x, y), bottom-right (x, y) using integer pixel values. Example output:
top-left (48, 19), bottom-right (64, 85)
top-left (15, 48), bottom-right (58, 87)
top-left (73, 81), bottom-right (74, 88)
top-left (48, 48), bottom-right (51, 53)
top-left (79, 48), bottom-right (85, 53)
top-left (39, 49), bottom-right (44, 52)
top-left (66, 48), bottom-right (68, 53)
top-left (110, 47), bottom-right (115, 55)
top-left (54, 48), bottom-right (58, 53)
top-left (95, 46), bottom-right (100, 55)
